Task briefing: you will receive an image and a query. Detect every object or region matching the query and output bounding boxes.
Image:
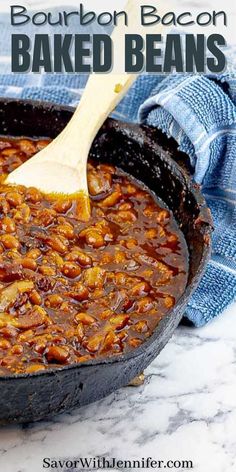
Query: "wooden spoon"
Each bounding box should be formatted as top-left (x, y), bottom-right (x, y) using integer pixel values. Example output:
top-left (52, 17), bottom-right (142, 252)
top-left (5, 0), bottom-right (166, 220)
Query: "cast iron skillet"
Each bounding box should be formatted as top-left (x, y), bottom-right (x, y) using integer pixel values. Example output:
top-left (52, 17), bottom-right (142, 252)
top-left (0, 98), bottom-right (213, 424)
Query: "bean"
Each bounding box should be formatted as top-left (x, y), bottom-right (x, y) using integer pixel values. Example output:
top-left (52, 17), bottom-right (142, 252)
top-left (0, 326), bottom-right (18, 338)
top-left (115, 272), bottom-right (140, 288)
top-left (114, 272), bottom-right (127, 286)
top-left (138, 255), bottom-right (172, 283)
top-left (16, 306), bottom-right (47, 329)
top-left (0, 141), bottom-right (11, 151)
top-left (134, 320), bottom-right (148, 333)
top-left (0, 198), bottom-right (10, 214)
top-left (100, 253), bottom-right (112, 265)
top-left (39, 265), bottom-right (56, 276)
top-left (1, 234), bottom-right (19, 249)
top-left (115, 210), bottom-right (137, 223)
top-left (29, 290), bottom-right (42, 305)
top-left (18, 139), bottom-right (36, 155)
top-left (118, 202), bottom-right (133, 211)
top-left (89, 288), bottom-right (104, 300)
top-left (75, 313), bottom-right (96, 325)
top-left (65, 249), bottom-right (92, 267)
top-left (129, 281), bottom-right (151, 297)
top-left (83, 267), bottom-right (105, 289)
top-left (80, 228), bottom-right (104, 248)
top-left (75, 323), bottom-right (84, 341)
top-left (77, 355), bottom-right (91, 363)
top-left (46, 345), bottom-right (69, 364)
top-left (0, 338), bottom-right (11, 350)
top-left (109, 314), bottom-right (129, 330)
top-left (36, 139), bottom-right (49, 151)
top-left (33, 336), bottom-right (51, 354)
top-left (6, 191), bottom-right (23, 207)
top-left (13, 203), bottom-right (31, 223)
top-left (67, 283), bottom-right (89, 301)
top-left (85, 334), bottom-right (104, 353)
top-left (47, 235), bottom-right (68, 254)
top-left (37, 208), bottom-right (56, 227)
top-left (1, 217), bottom-right (16, 233)
top-left (55, 224), bottom-right (74, 240)
top-left (156, 210), bottom-right (169, 223)
top-left (99, 190), bottom-right (122, 208)
top-left (64, 328), bottom-right (75, 339)
top-left (50, 335), bottom-right (66, 345)
top-left (88, 171), bottom-right (112, 196)
top-left (125, 238), bottom-right (137, 249)
top-left (136, 297), bottom-right (154, 313)
top-left (62, 262), bottom-right (81, 279)
top-left (63, 304), bottom-right (75, 318)
top-left (101, 331), bottom-right (119, 353)
top-left (135, 190), bottom-right (146, 199)
top-left (129, 338), bottom-right (142, 348)
top-left (98, 164), bottom-right (115, 174)
top-left (20, 258), bottom-right (37, 271)
top-left (17, 330), bottom-right (34, 342)
top-left (46, 250), bottom-right (64, 267)
top-left (26, 187), bottom-right (42, 203)
top-left (164, 295), bottom-right (175, 309)
top-left (145, 228), bottom-right (158, 239)
top-left (143, 205), bottom-right (155, 217)
top-left (45, 294), bottom-right (63, 308)
top-left (114, 251), bottom-right (127, 264)
top-left (95, 221), bottom-right (114, 241)
top-left (126, 184), bottom-right (136, 195)
top-left (2, 148), bottom-right (18, 157)
top-left (1, 356), bottom-right (17, 366)
top-left (99, 309), bottom-right (114, 320)
top-left (168, 234), bottom-right (178, 244)
top-left (155, 263), bottom-right (172, 285)
top-left (10, 344), bottom-right (23, 355)
top-left (26, 248), bottom-right (41, 260)
top-left (53, 199), bottom-right (72, 214)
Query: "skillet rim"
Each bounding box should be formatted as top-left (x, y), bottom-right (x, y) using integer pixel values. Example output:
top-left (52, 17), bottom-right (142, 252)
top-left (0, 97), bottom-right (213, 381)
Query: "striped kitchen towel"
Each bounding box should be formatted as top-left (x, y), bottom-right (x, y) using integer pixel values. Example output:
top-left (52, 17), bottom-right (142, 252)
top-left (139, 72), bottom-right (236, 326)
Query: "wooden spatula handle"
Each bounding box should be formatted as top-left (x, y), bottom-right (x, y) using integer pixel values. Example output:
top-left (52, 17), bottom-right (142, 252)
top-left (59, 73), bottom-right (137, 158)
top-left (55, 0), bottom-right (169, 167)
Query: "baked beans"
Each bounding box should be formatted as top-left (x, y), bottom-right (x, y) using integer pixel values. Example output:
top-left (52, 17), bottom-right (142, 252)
top-left (0, 137), bottom-right (188, 375)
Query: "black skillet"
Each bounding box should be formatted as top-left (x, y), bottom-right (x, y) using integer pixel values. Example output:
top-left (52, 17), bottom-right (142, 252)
top-left (0, 98), bottom-right (213, 424)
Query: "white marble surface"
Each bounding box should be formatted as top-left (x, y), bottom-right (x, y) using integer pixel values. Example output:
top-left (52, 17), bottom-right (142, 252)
top-left (0, 302), bottom-right (236, 472)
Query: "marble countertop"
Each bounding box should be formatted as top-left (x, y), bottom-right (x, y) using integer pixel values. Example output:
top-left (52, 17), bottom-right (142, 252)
top-left (0, 1), bottom-right (235, 471)
top-left (0, 302), bottom-right (235, 472)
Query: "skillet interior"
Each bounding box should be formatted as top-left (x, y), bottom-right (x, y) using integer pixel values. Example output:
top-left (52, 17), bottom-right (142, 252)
top-left (0, 99), bottom-right (212, 424)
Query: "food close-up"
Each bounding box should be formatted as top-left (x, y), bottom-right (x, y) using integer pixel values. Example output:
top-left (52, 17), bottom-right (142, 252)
top-left (0, 136), bottom-right (188, 375)
top-left (0, 1), bottom-right (235, 472)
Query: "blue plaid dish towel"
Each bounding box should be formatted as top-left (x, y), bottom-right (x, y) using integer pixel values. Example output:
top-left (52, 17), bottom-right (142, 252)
top-left (138, 73), bottom-right (236, 327)
top-left (0, 10), bottom-right (235, 327)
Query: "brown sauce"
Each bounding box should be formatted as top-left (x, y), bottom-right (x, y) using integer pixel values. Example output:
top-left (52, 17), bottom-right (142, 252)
top-left (0, 137), bottom-right (188, 375)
